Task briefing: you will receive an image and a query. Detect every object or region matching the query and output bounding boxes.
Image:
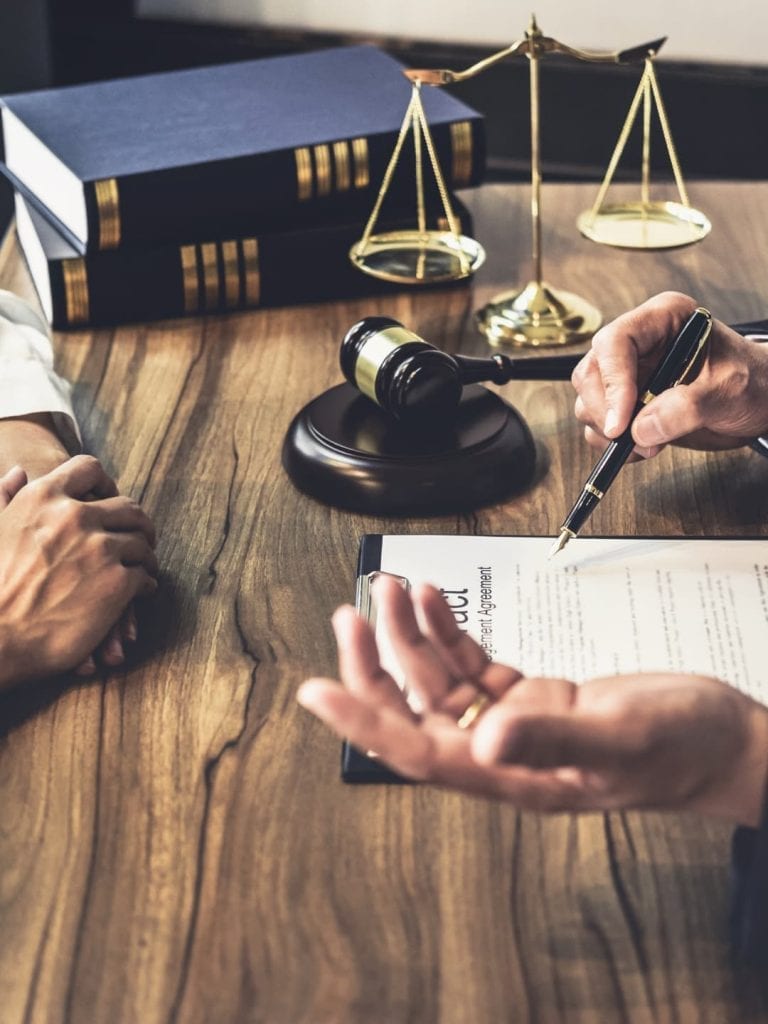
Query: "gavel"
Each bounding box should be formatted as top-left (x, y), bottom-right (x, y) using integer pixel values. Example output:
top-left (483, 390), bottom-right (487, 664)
top-left (340, 316), bottom-right (582, 421)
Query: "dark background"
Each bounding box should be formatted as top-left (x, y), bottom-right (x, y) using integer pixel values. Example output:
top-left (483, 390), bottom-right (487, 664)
top-left (2, 0), bottom-right (767, 234)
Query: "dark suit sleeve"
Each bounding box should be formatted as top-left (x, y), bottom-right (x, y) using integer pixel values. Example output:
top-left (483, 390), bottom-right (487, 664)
top-left (730, 784), bottom-right (768, 964)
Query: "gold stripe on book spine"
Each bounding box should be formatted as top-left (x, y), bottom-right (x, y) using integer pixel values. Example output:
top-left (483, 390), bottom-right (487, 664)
top-left (62, 259), bottom-right (90, 325)
top-left (240, 238), bottom-right (260, 306)
top-left (180, 245), bottom-right (199, 313)
top-left (200, 243), bottom-right (219, 309)
top-left (332, 140), bottom-right (351, 191)
top-left (295, 147), bottom-right (313, 201)
top-left (94, 178), bottom-right (121, 249)
top-left (221, 241), bottom-right (240, 308)
top-left (313, 144), bottom-right (332, 196)
top-left (351, 137), bottom-right (369, 189)
top-left (450, 122), bottom-right (473, 187)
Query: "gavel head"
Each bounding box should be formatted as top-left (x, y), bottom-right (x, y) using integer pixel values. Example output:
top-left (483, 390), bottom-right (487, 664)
top-left (339, 316), bottom-right (463, 421)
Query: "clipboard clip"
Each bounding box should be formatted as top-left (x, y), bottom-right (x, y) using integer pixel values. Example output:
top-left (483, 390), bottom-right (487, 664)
top-left (356, 570), bottom-right (411, 625)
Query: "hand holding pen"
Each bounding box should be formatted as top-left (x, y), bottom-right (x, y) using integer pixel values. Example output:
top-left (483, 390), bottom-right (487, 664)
top-left (550, 305), bottom-right (712, 556)
top-left (572, 292), bottom-right (768, 458)
top-left (552, 292), bottom-right (768, 557)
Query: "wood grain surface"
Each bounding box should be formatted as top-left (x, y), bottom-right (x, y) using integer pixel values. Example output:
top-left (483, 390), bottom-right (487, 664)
top-left (2, 182), bottom-right (768, 1024)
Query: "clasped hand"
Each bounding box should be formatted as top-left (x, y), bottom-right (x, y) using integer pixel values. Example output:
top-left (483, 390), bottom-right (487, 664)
top-left (0, 455), bottom-right (157, 689)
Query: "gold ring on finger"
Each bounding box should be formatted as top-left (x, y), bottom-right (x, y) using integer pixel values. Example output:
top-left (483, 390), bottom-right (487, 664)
top-left (457, 693), bottom-right (492, 730)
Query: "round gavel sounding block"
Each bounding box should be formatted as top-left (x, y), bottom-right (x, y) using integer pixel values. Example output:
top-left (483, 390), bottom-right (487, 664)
top-left (282, 317), bottom-right (540, 515)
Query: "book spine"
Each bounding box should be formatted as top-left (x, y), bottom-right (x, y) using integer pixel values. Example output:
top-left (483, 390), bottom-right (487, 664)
top-left (81, 118), bottom-right (484, 252)
top-left (49, 204), bottom-right (473, 329)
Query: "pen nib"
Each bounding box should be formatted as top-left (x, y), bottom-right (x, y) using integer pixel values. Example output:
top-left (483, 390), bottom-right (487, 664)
top-left (548, 529), bottom-right (573, 560)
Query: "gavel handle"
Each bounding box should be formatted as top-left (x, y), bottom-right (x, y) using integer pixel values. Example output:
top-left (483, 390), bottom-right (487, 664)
top-left (730, 319), bottom-right (768, 340)
top-left (451, 318), bottom-right (768, 387)
top-left (454, 352), bottom-right (582, 384)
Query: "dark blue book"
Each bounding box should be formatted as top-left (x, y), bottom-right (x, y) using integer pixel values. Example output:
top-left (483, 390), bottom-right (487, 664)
top-left (1, 45), bottom-right (484, 254)
top-left (14, 191), bottom-right (473, 328)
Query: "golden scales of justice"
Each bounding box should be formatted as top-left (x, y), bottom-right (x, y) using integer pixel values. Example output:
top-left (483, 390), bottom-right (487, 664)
top-left (348, 76), bottom-right (486, 286)
top-left (350, 16), bottom-right (711, 347)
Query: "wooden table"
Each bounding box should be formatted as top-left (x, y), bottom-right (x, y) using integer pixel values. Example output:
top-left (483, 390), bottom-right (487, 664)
top-left (2, 182), bottom-right (768, 1024)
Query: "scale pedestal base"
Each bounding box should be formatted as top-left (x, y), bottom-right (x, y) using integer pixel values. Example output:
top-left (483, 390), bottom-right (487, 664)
top-left (476, 279), bottom-right (602, 348)
top-left (282, 383), bottom-right (535, 516)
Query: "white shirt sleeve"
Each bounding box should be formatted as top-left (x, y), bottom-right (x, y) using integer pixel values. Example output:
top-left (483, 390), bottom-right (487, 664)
top-left (0, 289), bottom-right (81, 452)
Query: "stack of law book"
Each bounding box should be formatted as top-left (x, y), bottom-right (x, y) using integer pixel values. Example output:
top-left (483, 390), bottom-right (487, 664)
top-left (0, 45), bottom-right (486, 328)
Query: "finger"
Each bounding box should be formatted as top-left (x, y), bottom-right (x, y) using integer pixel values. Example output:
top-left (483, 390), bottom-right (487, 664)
top-left (298, 678), bottom-right (434, 779)
top-left (0, 465), bottom-right (27, 508)
top-left (591, 333), bottom-right (639, 437)
top-left (122, 604), bottom-right (138, 644)
top-left (596, 292), bottom-right (697, 357)
top-left (439, 667), bottom-right (526, 720)
top-left (414, 584), bottom-right (520, 699)
top-left (583, 425), bottom-right (660, 462)
top-left (75, 655), bottom-right (97, 677)
top-left (576, 395), bottom-right (652, 456)
top-left (569, 350), bottom-right (592, 391)
top-left (90, 496), bottom-right (156, 546)
top-left (99, 623), bottom-right (125, 667)
top-left (101, 532), bottom-right (159, 576)
top-left (582, 424), bottom-right (609, 451)
top-left (590, 292), bottom-right (697, 436)
top-left (632, 385), bottom-right (706, 448)
top-left (440, 681), bottom-right (487, 719)
top-left (41, 455), bottom-right (118, 500)
top-left (496, 676), bottom-right (576, 715)
top-left (332, 604), bottom-right (413, 716)
top-left (116, 564), bottom-right (159, 601)
top-left (373, 575), bottom-right (458, 709)
top-left (573, 357), bottom-right (614, 436)
top-left (573, 395), bottom-right (597, 429)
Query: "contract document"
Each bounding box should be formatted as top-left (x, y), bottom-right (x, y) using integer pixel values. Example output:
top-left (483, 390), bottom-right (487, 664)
top-left (357, 535), bottom-right (768, 702)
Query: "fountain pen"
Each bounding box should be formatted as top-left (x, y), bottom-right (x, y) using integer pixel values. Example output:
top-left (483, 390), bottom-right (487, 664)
top-left (549, 306), bottom-right (713, 558)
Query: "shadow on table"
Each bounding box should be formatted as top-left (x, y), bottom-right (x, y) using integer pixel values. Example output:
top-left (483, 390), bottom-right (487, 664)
top-left (649, 451), bottom-right (768, 534)
top-left (538, 856), bottom-right (768, 1020)
top-left (0, 569), bottom-right (192, 739)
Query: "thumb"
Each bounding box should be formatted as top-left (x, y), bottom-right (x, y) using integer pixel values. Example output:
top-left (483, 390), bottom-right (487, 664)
top-left (0, 465), bottom-right (28, 509)
top-left (632, 386), bottom-right (706, 447)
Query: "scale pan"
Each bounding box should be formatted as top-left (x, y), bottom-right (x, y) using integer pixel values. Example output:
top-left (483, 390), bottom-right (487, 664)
top-left (349, 230), bottom-right (485, 285)
top-left (577, 201), bottom-right (711, 250)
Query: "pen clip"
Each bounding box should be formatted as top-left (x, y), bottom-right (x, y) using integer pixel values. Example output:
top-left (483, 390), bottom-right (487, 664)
top-left (674, 307), bottom-right (712, 386)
